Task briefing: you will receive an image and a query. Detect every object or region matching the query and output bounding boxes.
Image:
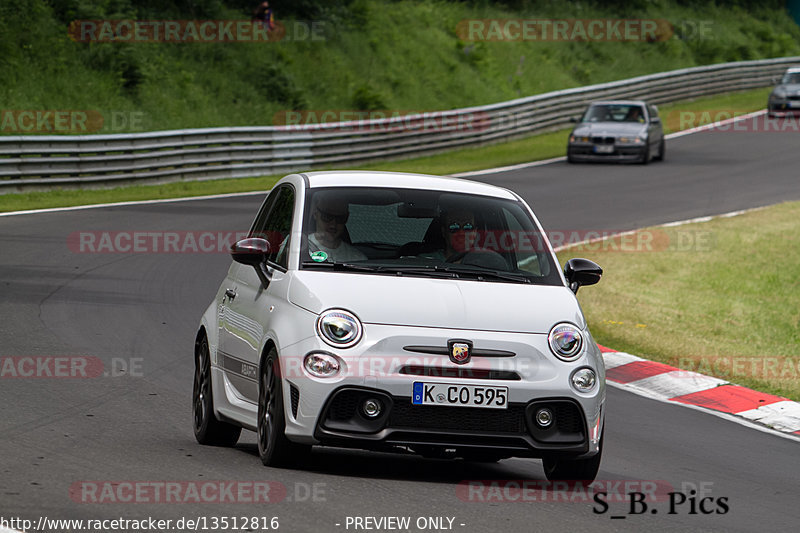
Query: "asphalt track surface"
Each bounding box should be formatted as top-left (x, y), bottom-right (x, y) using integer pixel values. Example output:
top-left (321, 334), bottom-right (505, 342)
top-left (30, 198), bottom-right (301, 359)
top-left (2, 116), bottom-right (799, 533)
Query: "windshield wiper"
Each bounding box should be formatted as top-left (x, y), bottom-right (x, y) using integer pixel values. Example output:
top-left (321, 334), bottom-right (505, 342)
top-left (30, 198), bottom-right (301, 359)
top-left (300, 261), bottom-right (529, 283)
top-left (434, 265), bottom-right (531, 284)
top-left (300, 261), bottom-right (379, 271)
top-left (300, 262), bottom-right (458, 278)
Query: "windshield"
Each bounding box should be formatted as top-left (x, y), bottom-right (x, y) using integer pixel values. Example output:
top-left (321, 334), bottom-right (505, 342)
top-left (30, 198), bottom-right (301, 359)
top-left (581, 104), bottom-right (645, 123)
top-left (781, 72), bottom-right (800, 84)
top-left (300, 187), bottom-right (562, 285)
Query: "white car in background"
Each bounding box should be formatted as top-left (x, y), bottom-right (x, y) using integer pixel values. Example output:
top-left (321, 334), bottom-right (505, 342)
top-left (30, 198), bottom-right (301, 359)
top-left (193, 171), bottom-right (606, 480)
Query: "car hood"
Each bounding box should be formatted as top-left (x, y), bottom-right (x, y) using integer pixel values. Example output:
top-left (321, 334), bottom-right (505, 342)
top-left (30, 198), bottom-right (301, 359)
top-left (773, 83), bottom-right (800, 95)
top-left (572, 122), bottom-right (647, 137)
top-left (288, 271), bottom-right (585, 334)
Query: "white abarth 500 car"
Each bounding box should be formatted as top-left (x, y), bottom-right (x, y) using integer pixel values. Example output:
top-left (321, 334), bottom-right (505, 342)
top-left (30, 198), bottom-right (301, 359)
top-left (193, 171), bottom-right (605, 480)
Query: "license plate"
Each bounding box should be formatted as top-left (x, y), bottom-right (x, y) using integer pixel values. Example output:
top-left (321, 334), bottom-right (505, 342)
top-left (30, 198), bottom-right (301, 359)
top-left (593, 144), bottom-right (614, 153)
top-left (789, 100), bottom-right (800, 108)
top-left (412, 382), bottom-right (508, 409)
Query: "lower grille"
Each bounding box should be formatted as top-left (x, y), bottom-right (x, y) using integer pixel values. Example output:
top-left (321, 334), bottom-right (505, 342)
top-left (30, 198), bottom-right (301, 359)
top-left (390, 400), bottom-right (526, 434)
top-left (553, 402), bottom-right (582, 433)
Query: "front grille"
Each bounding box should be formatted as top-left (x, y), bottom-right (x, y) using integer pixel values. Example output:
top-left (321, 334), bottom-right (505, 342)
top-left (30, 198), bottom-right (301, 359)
top-left (398, 365), bottom-right (520, 381)
top-left (290, 384), bottom-right (300, 418)
top-left (390, 399), bottom-right (526, 434)
top-left (592, 136), bottom-right (615, 144)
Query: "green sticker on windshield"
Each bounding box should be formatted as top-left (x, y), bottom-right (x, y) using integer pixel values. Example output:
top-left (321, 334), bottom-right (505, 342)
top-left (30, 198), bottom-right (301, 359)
top-left (310, 250), bottom-right (328, 262)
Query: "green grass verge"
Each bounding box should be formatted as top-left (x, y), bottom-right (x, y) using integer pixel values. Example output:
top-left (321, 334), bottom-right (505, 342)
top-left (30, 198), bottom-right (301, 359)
top-left (0, 87), bottom-right (770, 213)
top-left (557, 200), bottom-right (800, 402)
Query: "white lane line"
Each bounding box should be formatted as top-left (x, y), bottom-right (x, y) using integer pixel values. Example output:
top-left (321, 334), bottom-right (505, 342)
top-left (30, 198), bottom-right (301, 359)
top-left (450, 156), bottom-right (566, 177)
top-left (0, 190), bottom-right (268, 218)
top-left (664, 109), bottom-right (767, 139)
top-left (553, 204), bottom-right (768, 253)
top-left (0, 107), bottom-right (769, 217)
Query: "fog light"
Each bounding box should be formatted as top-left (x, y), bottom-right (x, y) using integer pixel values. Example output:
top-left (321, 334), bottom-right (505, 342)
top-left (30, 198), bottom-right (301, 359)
top-left (303, 352), bottom-right (340, 378)
top-left (362, 398), bottom-right (382, 418)
top-left (571, 368), bottom-right (597, 392)
top-left (535, 408), bottom-right (553, 427)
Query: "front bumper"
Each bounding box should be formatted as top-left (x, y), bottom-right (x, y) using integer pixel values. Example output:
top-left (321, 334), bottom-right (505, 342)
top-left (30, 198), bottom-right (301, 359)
top-left (313, 386), bottom-right (594, 457)
top-left (280, 323), bottom-right (605, 458)
top-left (568, 143), bottom-right (645, 162)
top-left (768, 99), bottom-right (800, 115)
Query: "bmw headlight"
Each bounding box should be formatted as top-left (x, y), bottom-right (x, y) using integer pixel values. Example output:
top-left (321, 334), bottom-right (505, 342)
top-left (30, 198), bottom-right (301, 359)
top-left (316, 309), bottom-right (362, 348)
top-left (548, 323), bottom-right (584, 361)
top-left (570, 135), bottom-right (591, 143)
top-left (618, 136), bottom-right (645, 144)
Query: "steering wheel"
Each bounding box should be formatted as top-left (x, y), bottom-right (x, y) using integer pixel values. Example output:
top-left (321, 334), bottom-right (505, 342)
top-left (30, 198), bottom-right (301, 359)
top-left (445, 251), bottom-right (468, 263)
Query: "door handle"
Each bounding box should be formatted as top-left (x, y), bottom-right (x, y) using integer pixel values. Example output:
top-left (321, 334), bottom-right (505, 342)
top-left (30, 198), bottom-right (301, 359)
top-left (225, 288), bottom-right (237, 300)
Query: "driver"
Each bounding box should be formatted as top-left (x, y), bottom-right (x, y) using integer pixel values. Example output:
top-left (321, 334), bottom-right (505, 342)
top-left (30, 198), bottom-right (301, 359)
top-left (308, 193), bottom-right (367, 262)
top-left (441, 207), bottom-right (477, 260)
top-left (418, 207), bottom-right (478, 262)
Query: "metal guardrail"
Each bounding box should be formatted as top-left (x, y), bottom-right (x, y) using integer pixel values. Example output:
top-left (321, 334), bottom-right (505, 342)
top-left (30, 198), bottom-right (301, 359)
top-left (1, 56), bottom-right (797, 192)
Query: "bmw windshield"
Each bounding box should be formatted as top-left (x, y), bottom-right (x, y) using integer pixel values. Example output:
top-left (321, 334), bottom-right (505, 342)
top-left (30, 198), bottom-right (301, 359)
top-left (300, 187), bottom-right (562, 286)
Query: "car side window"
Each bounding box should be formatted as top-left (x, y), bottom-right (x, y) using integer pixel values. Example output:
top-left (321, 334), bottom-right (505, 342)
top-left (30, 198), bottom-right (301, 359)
top-left (251, 186), bottom-right (295, 269)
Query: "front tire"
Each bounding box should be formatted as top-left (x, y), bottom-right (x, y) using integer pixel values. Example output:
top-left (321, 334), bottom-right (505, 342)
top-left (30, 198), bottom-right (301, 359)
top-left (257, 348), bottom-right (310, 467)
top-left (193, 335), bottom-right (241, 446)
top-left (542, 430), bottom-right (603, 481)
top-left (653, 138), bottom-right (665, 161)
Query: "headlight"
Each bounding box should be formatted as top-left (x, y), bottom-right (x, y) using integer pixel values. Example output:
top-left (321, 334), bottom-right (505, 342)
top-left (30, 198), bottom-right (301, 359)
top-left (304, 352), bottom-right (341, 377)
top-left (570, 135), bottom-right (590, 143)
top-left (548, 323), bottom-right (583, 361)
top-left (316, 309), bottom-right (362, 348)
top-left (618, 136), bottom-right (644, 144)
top-left (571, 367), bottom-right (597, 392)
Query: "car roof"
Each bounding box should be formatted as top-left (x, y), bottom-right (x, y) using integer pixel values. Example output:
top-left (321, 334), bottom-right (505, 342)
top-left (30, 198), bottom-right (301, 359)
top-left (300, 171), bottom-right (518, 200)
top-left (588, 100), bottom-right (648, 106)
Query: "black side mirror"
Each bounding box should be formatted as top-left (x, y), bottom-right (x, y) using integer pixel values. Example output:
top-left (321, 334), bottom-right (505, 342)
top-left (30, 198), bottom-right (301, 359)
top-left (231, 237), bottom-right (272, 286)
top-left (569, 117), bottom-right (578, 123)
top-left (564, 258), bottom-right (602, 294)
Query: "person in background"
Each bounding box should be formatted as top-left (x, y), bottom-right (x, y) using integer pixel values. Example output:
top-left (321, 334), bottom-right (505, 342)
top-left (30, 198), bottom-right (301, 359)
top-left (253, 1), bottom-right (275, 32)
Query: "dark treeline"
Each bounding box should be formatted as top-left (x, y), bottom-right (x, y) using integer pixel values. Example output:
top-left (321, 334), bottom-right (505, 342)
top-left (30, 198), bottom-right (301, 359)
top-left (43, 0), bottom-right (792, 23)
